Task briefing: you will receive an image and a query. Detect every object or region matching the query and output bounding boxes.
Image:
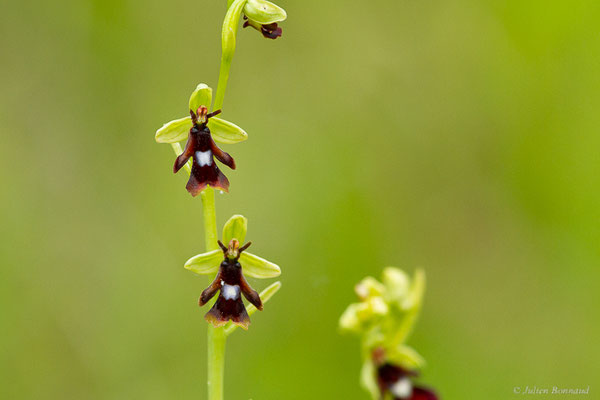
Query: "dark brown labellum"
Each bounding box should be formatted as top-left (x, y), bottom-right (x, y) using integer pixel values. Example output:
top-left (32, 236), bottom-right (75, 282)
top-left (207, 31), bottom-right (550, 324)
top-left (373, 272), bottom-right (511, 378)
top-left (243, 16), bottom-right (283, 39)
top-left (377, 360), bottom-right (438, 400)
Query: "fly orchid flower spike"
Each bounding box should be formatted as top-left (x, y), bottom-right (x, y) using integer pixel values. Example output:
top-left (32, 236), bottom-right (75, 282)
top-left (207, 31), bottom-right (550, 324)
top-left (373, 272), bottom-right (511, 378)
top-left (184, 215), bottom-right (281, 331)
top-left (155, 83), bottom-right (248, 195)
top-left (241, 0), bottom-right (287, 39)
top-left (340, 268), bottom-right (439, 400)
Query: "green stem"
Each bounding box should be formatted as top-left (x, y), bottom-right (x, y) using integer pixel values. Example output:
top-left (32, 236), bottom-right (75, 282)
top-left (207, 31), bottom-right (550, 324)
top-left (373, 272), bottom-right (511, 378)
top-left (204, 3), bottom-right (247, 399)
top-left (172, 3), bottom-right (248, 399)
top-left (214, 0), bottom-right (247, 111)
top-left (200, 187), bottom-right (218, 251)
top-left (207, 323), bottom-right (226, 400)
top-left (171, 133), bottom-right (224, 400)
top-left (201, 186), bottom-right (223, 400)
top-left (213, 60), bottom-right (232, 112)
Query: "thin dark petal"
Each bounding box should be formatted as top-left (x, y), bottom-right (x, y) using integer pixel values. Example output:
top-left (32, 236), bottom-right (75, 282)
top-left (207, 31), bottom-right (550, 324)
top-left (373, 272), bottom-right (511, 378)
top-left (410, 386), bottom-right (438, 400)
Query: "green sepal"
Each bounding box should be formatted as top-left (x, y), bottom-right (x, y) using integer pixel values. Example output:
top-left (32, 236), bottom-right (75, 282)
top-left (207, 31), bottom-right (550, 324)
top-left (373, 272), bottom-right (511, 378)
top-left (239, 252), bottom-right (281, 278)
top-left (402, 268), bottom-right (425, 311)
top-left (224, 281), bottom-right (281, 335)
top-left (389, 269), bottom-right (426, 345)
top-left (207, 117), bottom-right (248, 144)
top-left (355, 276), bottom-right (386, 300)
top-left (183, 249), bottom-right (222, 275)
top-left (382, 267), bottom-right (410, 306)
top-left (189, 83), bottom-right (213, 113)
top-left (339, 303), bottom-right (363, 333)
top-left (386, 344), bottom-right (426, 371)
top-left (155, 115), bottom-right (246, 144)
top-left (222, 214), bottom-right (248, 245)
top-left (155, 116), bottom-right (191, 143)
top-left (244, 0), bottom-right (287, 24)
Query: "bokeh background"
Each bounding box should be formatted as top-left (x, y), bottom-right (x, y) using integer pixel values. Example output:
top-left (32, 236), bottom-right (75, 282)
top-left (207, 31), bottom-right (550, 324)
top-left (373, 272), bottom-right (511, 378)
top-left (1, 0), bottom-right (599, 399)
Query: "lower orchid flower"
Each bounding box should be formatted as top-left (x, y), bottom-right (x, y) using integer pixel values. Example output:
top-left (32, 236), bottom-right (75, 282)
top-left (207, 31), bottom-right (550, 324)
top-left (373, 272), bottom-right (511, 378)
top-left (184, 215), bottom-right (281, 330)
top-left (200, 239), bottom-right (262, 329)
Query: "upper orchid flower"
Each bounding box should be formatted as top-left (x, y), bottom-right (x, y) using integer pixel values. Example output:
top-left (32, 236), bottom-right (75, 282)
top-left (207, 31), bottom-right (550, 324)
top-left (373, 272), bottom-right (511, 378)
top-left (184, 215), bottom-right (281, 330)
top-left (242, 0), bottom-right (287, 39)
top-left (155, 83), bottom-right (248, 195)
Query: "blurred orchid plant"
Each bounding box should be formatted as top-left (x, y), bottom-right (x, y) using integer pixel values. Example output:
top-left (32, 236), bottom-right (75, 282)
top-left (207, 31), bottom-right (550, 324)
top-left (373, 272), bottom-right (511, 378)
top-left (340, 268), bottom-right (439, 400)
top-left (154, 1), bottom-right (287, 399)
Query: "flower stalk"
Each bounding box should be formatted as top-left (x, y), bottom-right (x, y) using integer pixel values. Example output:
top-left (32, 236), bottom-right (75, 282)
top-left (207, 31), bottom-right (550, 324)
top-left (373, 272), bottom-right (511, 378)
top-left (157, 1), bottom-right (287, 399)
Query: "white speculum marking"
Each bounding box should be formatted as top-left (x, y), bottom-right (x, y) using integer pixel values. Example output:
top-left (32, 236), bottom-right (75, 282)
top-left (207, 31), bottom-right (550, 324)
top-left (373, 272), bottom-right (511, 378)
top-left (390, 377), bottom-right (413, 399)
top-left (222, 284), bottom-right (240, 300)
top-left (196, 150), bottom-right (212, 167)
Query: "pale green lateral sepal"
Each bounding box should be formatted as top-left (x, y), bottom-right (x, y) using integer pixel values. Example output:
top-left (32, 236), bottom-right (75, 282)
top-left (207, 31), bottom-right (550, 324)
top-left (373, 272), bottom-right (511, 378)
top-left (390, 269), bottom-right (426, 345)
top-left (339, 303), bottom-right (362, 333)
top-left (360, 359), bottom-right (379, 400)
top-left (402, 268), bottom-right (426, 311)
top-left (355, 276), bottom-right (385, 300)
top-left (224, 281), bottom-right (281, 335)
top-left (244, 0), bottom-right (287, 24)
top-left (189, 83), bottom-right (213, 113)
top-left (184, 249), bottom-right (222, 275)
top-left (239, 252), bottom-right (281, 278)
top-left (386, 344), bottom-right (426, 371)
top-left (207, 117), bottom-right (248, 144)
top-left (382, 266), bottom-right (410, 306)
top-left (155, 116), bottom-right (191, 143)
top-left (223, 214), bottom-right (248, 244)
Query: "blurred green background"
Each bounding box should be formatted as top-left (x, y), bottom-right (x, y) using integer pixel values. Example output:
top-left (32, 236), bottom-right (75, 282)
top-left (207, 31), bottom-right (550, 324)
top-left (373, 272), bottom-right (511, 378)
top-left (1, 0), bottom-right (599, 399)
